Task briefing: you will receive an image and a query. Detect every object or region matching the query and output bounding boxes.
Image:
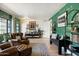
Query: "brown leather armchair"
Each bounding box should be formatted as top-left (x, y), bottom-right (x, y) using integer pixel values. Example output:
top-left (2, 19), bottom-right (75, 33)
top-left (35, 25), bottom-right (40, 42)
top-left (0, 46), bottom-right (19, 56)
top-left (11, 33), bottom-right (29, 45)
top-left (0, 42), bottom-right (32, 56)
top-left (0, 33), bottom-right (32, 56)
top-left (0, 42), bottom-right (19, 56)
top-left (11, 33), bottom-right (28, 40)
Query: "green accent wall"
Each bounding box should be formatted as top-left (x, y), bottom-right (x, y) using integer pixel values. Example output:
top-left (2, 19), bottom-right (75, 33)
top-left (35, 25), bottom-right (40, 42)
top-left (50, 3), bottom-right (79, 36)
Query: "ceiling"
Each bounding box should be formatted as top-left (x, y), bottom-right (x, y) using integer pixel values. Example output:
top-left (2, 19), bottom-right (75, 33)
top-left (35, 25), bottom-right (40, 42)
top-left (0, 3), bottom-right (65, 20)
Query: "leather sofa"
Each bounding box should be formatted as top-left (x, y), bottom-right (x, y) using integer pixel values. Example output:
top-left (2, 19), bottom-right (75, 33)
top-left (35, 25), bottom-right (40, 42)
top-left (11, 33), bottom-right (27, 40)
top-left (11, 33), bottom-right (29, 45)
top-left (11, 33), bottom-right (18, 39)
top-left (0, 33), bottom-right (29, 44)
top-left (0, 42), bottom-right (32, 56)
top-left (25, 29), bottom-right (43, 38)
top-left (0, 42), bottom-right (11, 50)
top-left (0, 33), bottom-right (32, 56)
top-left (0, 42), bottom-right (19, 56)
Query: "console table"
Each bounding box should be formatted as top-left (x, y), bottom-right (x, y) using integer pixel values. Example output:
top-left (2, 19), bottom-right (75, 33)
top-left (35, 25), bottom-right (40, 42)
top-left (25, 33), bottom-right (42, 38)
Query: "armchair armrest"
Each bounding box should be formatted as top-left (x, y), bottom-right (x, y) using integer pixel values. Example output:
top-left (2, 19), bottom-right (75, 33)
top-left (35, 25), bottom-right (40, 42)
top-left (0, 42), bottom-right (11, 50)
top-left (21, 37), bottom-right (28, 40)
top-left (0, 52), bottom-right (9, 56)
top-left (0, 46), bottom-right (19, 56)
top-left (18, 40), bottom-right (29, 45)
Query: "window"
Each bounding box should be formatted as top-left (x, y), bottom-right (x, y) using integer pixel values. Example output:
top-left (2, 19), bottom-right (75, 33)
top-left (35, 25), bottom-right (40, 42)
top-left (14, 18), bottom-right (20, 33)
top-left (0, 17), bottom-right (7, 34)
top-left (16, 23), bottom-right (19, 33)
top-left (7, 20), bottom-right (11, 33)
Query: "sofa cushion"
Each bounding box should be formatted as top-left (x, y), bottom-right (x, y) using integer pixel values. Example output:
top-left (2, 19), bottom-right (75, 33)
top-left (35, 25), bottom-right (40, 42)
top-left (16, 36), bottom-right (21, 40)
top-left (8, 39), bottom-right (21, 46)
top-left (51, 34), bottom-right (57, 39)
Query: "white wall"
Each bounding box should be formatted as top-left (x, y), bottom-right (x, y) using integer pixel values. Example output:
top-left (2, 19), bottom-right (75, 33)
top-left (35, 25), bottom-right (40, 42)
top-left (20, 19), bottom-right (28, 37)
top-left (37, 20), bottom-right (50, 38)
top-left (21, 19), bottom-right (50, 38)
top-left (21, 22), bottom-right (27, 33)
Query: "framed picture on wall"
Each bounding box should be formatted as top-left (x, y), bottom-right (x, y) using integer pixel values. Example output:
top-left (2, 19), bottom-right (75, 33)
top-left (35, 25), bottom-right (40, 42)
top-left (29, 21), bottom-right (36, 29)
top-left (57, 12), bottom-right (67, 27)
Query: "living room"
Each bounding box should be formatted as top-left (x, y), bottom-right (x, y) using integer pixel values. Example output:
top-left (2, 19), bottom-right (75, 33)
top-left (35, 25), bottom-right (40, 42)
top-left (1, 3), bottom-right (79, 57)
top-left (0, 3), bottom-right (62, 56)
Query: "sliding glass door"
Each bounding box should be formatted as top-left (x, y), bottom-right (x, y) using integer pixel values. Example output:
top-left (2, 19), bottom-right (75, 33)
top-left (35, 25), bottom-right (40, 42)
top-left (0, 17), bottom-right (20, 34)
top-left (0, 17), bottom-right (12, 34)
top-left (0, 17), bottom-right (7, 34)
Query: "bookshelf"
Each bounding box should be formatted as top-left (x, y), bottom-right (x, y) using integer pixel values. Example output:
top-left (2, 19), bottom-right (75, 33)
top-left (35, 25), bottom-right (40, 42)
top-left (66, 11), bottom-right (79, 55)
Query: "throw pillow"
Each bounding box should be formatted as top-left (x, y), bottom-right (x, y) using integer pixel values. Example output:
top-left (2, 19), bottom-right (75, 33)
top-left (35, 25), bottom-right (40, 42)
top-left (16, 36), bottom-right (21, 40)
top-left (8, 40), bottom-right (13, 46)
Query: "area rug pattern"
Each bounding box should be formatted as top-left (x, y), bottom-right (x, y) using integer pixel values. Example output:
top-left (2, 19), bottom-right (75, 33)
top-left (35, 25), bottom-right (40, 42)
top-left (31, 43), bottom-right (49, 56)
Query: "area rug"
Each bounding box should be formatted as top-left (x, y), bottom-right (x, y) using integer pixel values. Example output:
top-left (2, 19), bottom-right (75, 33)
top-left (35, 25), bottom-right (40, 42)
top-left (31, 43), bottom-right (49, 56)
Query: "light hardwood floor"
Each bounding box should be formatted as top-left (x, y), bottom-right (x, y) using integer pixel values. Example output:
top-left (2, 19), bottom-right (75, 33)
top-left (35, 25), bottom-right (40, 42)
top-left (29, 37), bottom-right (59, 56)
